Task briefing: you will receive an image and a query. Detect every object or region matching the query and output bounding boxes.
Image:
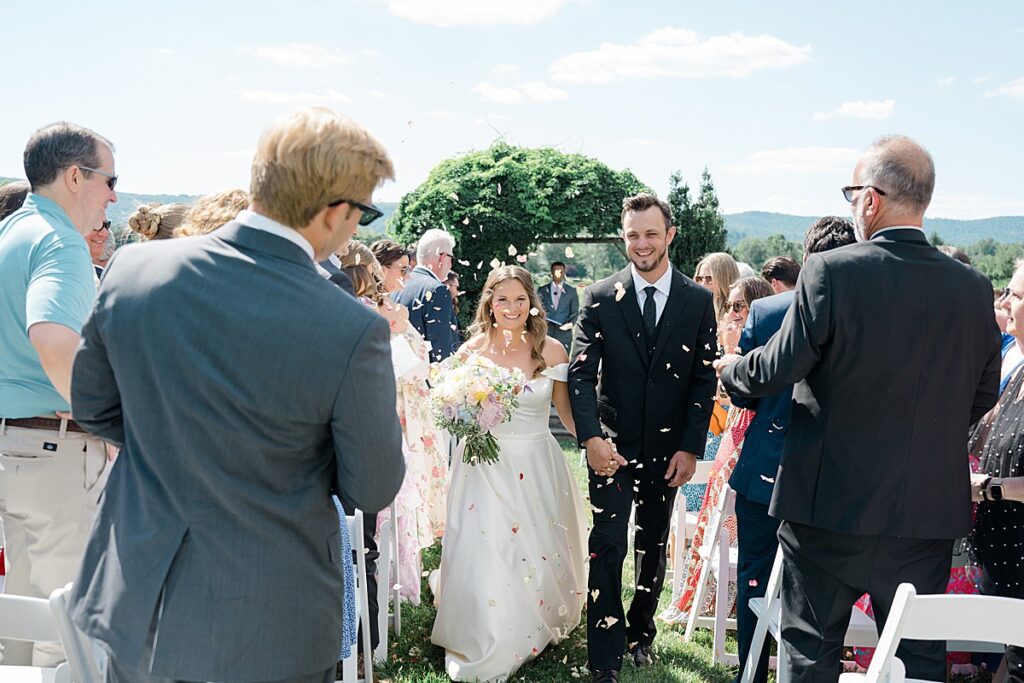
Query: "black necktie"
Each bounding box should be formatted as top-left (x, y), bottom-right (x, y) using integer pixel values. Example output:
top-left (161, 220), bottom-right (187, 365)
top-left (642, 285), bottom-right (657, 352)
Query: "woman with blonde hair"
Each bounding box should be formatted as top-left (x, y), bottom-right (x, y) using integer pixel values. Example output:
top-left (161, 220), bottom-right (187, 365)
top-left (341, 241), bottom-right (447, 607)
top-left (694, 252), bottom-right (741, 321)
top-left (431, 265), bottom-right (588, 682)
top-left (127, 202), bottom-right (189, 241)
top-left (174, 189), bottom-right (248, 237)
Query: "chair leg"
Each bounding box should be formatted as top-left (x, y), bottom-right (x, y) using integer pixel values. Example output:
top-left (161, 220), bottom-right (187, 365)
top-left (684, 506), bottom-right (722, 641)
top-left (391, 514), bottom-right (401, 638)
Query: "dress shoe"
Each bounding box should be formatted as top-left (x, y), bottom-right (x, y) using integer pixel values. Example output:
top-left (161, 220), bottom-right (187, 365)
top-left (592, 669), bottom-right (619, 682)
top-left (630, 643), bottom-right (654, 667)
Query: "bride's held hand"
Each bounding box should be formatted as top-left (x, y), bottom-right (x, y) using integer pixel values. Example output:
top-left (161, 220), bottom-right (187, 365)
top-left (585, 436), bottom-right (628, 477)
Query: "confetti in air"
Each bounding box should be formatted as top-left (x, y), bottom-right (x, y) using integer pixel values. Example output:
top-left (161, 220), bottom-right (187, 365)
top-left (565, 247), bottom-right (574, 258)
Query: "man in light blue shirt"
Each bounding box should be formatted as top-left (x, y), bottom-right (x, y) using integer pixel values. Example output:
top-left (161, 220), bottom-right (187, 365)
top-left (0, 122), bottom-right (117, 666)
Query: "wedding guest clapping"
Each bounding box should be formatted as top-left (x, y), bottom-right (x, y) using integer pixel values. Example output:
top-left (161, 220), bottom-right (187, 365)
top-left (396, 228), bottom-right (459, 362)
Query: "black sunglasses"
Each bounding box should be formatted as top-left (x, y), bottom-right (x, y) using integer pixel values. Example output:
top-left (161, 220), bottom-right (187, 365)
top-left (93, 220), bottom-right (111, 232)
top-left (327, 198), bottom-right (383, 226)
top-left (841, 185), bottom-right (887, 203)
top-left (79, 165), bottom-right (118, 191)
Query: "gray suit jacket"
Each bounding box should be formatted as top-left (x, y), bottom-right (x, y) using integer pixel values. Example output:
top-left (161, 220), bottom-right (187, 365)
top-left (69, 221), bottom-right (405, 682)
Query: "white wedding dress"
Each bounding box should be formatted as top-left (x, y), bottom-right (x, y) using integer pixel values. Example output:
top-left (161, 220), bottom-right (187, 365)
top-left (430, 362), bottom-right (588, 682)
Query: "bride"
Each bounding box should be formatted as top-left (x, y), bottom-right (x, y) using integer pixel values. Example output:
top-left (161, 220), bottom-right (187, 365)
top-left (430, 265), bottom-right (588, 682)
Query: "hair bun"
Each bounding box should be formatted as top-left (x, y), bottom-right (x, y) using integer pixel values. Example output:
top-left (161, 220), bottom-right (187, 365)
top-left (128, 204), bottom-right (162, 239)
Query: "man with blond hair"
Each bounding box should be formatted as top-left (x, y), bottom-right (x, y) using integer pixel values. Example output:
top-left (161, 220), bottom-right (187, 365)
top-left (68, 107), bottom-right (405, 683)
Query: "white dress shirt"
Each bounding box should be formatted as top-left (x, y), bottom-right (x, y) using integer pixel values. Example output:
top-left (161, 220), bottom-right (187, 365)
top-left (631, 264), bottom-right (672, 324)
top-left (236, 209), bottom-right (315, 262)
top-left (551, 281), bottom-right (564, 309)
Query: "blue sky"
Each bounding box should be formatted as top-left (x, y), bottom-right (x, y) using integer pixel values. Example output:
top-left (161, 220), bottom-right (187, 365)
top-left (3, 0), bottom-right (1022, 219)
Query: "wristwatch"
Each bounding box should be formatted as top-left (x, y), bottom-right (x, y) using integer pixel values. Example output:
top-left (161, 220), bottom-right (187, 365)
top-left (989, 478), bottom-right (1005, 501)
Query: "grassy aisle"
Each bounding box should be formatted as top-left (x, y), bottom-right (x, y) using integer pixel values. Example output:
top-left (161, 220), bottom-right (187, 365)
top-left (374, 441), bottom-right (739, 683)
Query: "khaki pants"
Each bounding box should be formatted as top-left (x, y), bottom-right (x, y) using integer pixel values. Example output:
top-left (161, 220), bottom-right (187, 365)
top-left (0, 422), bottom-right (109, 667)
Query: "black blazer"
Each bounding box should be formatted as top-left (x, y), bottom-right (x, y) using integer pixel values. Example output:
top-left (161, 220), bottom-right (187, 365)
top-left (721, 228), bottom-right (1001, 539)
top-left (728, 290), bottom-right (795, 506)
top-left (569, 266), bottom-right (718, 475)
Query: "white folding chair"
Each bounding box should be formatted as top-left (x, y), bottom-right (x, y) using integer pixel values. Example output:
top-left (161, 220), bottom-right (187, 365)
top-left (683, 484), bottom-right (739, 666)
top-left (668, 459), bottom-right (716, 594)
top-left (372, 511), bottom-right (400, 665)
top-left (48, 584), bottom-right (104, 683)
top-left (339, 510), bottom-right (374, 683)
top-left (838, 583), bottom-right (1024, 683)
top-left (0, 592), bottom-right (70, 683)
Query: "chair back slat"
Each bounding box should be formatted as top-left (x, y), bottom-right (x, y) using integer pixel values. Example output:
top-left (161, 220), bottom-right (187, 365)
top-left (0, 594), bottom-right (60, 643)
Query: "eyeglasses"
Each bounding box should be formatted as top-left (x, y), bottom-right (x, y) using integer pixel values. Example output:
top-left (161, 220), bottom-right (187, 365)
top-left (721, 301), bottom-right (749, 314)
top-left (79, 166), bottom-right (118, 191)
top-left (842, 185), bottom-right (887, 202)
top-left (440, 252), bottom-right (454, 260)
top-left (93, 220), bottom-right (111, 232)
top-left (327, 198), bottom-right (383, 226)
top-left (694, 275), bottom-right (713, 284)
top-left (1004, 287), bottom-right (1024, 302)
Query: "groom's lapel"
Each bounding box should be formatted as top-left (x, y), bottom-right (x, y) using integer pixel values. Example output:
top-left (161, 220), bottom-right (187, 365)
top-left (648, 269), bottom-right (692, 371)
top-left (613, 268), bottom-right (649, 366)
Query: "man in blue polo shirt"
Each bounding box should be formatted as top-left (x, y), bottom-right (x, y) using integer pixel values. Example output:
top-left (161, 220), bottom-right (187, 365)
top-left (0, 121), bottom-right (117, 666)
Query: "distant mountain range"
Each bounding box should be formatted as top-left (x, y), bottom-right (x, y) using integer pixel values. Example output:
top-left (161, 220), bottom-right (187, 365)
top-left (725, 211), bottom-right (1024, 246)
top-left (4, 179), bottom-right (1022, 246)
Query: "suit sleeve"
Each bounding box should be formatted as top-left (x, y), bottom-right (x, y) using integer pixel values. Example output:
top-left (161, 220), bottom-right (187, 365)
top-left (971, 322), bottom-right (1003, 424)
top-left (680, 295), bottom-right (718, 454)
top-left (568, 285), bottom-right (603, 446)
top-left (70, 289), bottom-right (125, 446)
top-left (331, 316), bottom-right (405, 513)
top-left (729, 303), bottom-right (760, 410)
top-left (722, 255), bottom-right (832, 399)
top-left (422, 283), bottom-right (456, 363)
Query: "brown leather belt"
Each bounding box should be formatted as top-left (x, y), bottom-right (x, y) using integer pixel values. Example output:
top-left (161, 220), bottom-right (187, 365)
top-left (2, 417), bottom-right (89, 434)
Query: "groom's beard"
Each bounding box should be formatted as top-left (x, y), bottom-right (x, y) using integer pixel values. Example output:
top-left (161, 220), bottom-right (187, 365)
top-left (631, 246), bottom-right (668, 273)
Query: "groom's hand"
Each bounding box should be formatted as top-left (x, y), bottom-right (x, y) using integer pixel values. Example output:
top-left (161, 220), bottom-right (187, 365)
top-left (585, 436), bottom-right (628, 477)
top-left (664, 450), bottom-right (697, 487)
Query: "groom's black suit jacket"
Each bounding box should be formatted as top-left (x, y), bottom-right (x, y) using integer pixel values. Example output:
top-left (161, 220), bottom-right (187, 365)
top-left (721, 228), bottom-right (1002, 540)
top-left (569, 266), bottom-right (718, 475)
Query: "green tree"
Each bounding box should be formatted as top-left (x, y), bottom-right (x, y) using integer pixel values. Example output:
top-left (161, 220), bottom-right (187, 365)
top-left (929, 230), bottom-right (945, 246)
top-left (667, 167), bottom-right (727, 276)
top-left (731, 234), bottom-right (803, 270)
top-left (389, 143), bottom-right (649, 323)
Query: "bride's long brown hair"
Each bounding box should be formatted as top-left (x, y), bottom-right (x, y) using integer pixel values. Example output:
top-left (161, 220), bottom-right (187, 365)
top-left (469, 265), bottom-right (548, 376)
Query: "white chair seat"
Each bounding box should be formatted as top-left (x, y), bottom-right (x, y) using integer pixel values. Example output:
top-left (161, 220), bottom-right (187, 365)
top-left (839, 676), bottom-right (935, 683)
top-left (0, 664), bottom-right (68, 683)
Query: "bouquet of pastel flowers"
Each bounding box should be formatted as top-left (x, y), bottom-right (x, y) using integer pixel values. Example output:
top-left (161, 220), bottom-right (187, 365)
top-left (430, 353), bottom-right (525, 465)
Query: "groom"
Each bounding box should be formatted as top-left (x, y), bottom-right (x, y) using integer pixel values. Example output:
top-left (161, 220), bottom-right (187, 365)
top-left (570, 194), bottom-right (718, 682)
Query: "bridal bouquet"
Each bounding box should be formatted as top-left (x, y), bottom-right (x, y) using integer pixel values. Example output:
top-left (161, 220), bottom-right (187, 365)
top-left (430, 354), bottom-right (525, 465)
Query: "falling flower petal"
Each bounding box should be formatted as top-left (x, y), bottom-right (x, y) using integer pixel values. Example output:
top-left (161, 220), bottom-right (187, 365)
top-left (463, 216), bottom-right (470, 224)
top-left (449, 191), bottom-right (459, 201)
top-left (565, 247), bottom-right (574, 258)
top-left (508, 244), bottom-right (518, 256)
top-left (530, 307), bottom-right (540, 316)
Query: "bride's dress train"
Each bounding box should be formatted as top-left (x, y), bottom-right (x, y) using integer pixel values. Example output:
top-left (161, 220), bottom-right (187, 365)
top-left (430, 362), bottom-right (588, 682)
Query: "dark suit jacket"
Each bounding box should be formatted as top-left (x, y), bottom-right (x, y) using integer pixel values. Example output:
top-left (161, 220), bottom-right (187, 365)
top-left (539, 280), bottom-right (580, 349)
top-left (721, 228), bottom-right (1001, 539)
top-left (569, 266), bottom-right (718, 475)
top-left (69, 222), bottom-right (405, 681)
top-left (728, 290), bottom-right (794, 505)
top-left (395, 266), bottom-right (458, 362)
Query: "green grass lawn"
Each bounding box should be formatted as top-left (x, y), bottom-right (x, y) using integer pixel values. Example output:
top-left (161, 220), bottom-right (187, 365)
top-left (372, 441), bottom-right (996, 683)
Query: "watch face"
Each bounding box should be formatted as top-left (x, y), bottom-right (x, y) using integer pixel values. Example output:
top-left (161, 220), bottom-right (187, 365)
top-left (990, 484), bottom-right (1004, 501)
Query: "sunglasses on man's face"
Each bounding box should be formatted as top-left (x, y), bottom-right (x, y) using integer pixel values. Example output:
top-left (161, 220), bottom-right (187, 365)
top-left (327, 198), bottom-right (384, 226)
top-left (93, 220), bottom-right (111, 233)
top-left (79, 166), bottom-right (118, 191)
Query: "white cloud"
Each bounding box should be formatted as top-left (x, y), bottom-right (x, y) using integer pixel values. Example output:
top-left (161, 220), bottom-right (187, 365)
top-left (549, 27), bottom-right (809, 84)
top-left (937, 75), bottom-right (957, 86)
top-left (473, 81), bottom-right (568, 104)
top-left (369, 90), bottom-right (387, 99)
top-left (812, 99), bottom-right (895, 122)
top-left (518, 80), bottom-right (569, 102)
top-left (726, 147), bottom-right (860, 175)
top-left (236, 88), bottom-right (353, 104)
top-left (238, 43), bottom-right (349, 68)
top-left (389, 0), bottom-right (566, 27)
top-left (987, 77), bottom-right (1024, 98)
top-left (973, 73), bottom-right (993, 84)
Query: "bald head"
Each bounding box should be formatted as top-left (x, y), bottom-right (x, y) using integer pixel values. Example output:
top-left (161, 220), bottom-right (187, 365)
top-left (856, 135), bottom-right (935, 213)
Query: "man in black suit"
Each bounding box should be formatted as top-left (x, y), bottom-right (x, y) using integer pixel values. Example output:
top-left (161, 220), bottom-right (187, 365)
top-left (728, 216), bottom-right (855, 683)
top-left (718, 136), bottom-right (1002, 682)
top-left (569, 194), bottom-right (718, 683)
top-left (395, 228), bottom-right (459, 362)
